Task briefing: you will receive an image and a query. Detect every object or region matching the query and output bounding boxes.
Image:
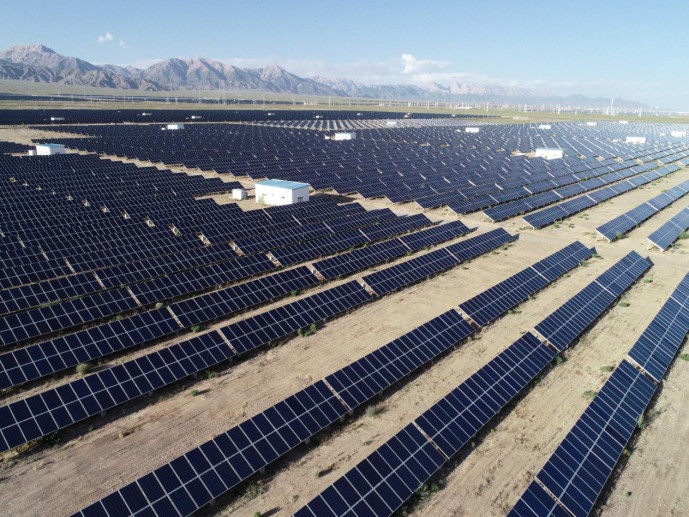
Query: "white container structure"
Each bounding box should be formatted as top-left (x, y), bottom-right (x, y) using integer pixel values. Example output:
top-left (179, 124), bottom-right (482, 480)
top-left (626, 136), bottom-right (647, 144)
top-left (190, 115), bottom-right (203, 120)
top-left (35, 143), bottom-right (66, 156)
top-left (27, 150), bottom-right (36, 156)
top-left (619, 120), bottom-right (629, 124)
top-left (671, 131), bottom-right (687, 138)
top-left (166, 123), bottom-right (185, 130)
top-left (255, 179), bottom-right (310, 206)
top-left (586, 122), bottom-right (597, 126)
top-left (538, 124), bottom-right (552, 129)
top-left (50, 117), bottom-right (65, 122)
top-left (332, 132), bottom-right (356, 141)
top-left (140, 112), bottom-right (152, 117)
top-left (386, 120), bottom-right (398, 126)
top-left (465, 127), bottom-right (480, 133)
top-left (232, 188), bottom-right (247, 201)
top-left (535, 147), bottom-right (564, 160)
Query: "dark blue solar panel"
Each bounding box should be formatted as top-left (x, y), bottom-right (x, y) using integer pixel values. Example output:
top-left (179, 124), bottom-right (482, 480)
top-left (531, 360), bottom-right (656, 517)
top-left (535, 252), bottom-right (651, 352)
top-left (459, 241), bottom-right (591, 326)
top-left (627, 273), bottom-right (689, 382)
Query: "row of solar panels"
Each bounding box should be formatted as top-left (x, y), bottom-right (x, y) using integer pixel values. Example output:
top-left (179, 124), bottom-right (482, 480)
top-left (72, 237), bottom-right (599, 517)
top-left (510, 272), bottom-right (689, 517)
top-left (493, 161), bottom-right (681, 225)
top-left (295, 251), bottom-right (651, 516)
top-left (0, 228), bottom-right (516, 453)
top-left (597, 178), bottom-right (689, 240)
top-left (0, 211), bottom-right (440, 347)
top-left (524, 162), bottom-right (683, 229)
top-left (0, 221), bottom-right (473, 392)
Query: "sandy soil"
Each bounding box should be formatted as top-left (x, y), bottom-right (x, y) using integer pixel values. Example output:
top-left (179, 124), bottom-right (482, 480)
top-left (0, 125), bottom-right (688, 517)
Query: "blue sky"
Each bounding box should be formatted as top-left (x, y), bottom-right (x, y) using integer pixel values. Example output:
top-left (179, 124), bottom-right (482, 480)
top-left (3, 0), bottom-right (689, 109)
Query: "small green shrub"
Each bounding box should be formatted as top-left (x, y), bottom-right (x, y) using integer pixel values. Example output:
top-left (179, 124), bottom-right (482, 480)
top-left (583, 390), bottom-right (597, 399)
top-left (678, 353), bottom-right (689, 362)
top-left (191, 389), bottom-right (199, 397)
top-left (76, 363), bottom-right (90, 376)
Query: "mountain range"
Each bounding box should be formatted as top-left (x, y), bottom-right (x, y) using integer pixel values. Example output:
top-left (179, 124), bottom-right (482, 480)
top-left (0, 44), bottom-right (646, 109)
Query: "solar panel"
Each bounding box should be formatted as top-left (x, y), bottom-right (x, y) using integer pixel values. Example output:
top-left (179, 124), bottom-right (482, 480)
top-left (459, 241), bottom-right (592, 326)
top-left (647, 207), bottom-right (689, 250)
top-left (627, 272), bottom-right (689, 382)
top-left (312, 239), bottom-right (410, 280)
top-left (511, 360), bottom-right (656, 517)
top-left (219, 281), bottom-right (371, 354)
top-left (325, 309), bottom-right (474, 410)
top-left (398, 220), bottom-right (471, 251)
top-left (296, 332), bottom-right (555, 517)
top-left (73, 308), bottom-right (476, 517)
top-left (78, 380), bottom-right (348, 517)
top-left (535, 251), bottom-right (651, 351)
top-left (362, 228), bottom-right (514, 296)
top-left (0, 332), bottom-right (231, 452)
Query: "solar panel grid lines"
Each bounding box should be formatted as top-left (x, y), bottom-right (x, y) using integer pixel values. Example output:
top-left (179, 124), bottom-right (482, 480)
top-left (626, 272), bottom-right (689, 382)
top-left (73, 307), bottom-right (476, 517)
top-left (325, 309), bottom-right (475, 411)
top-left (459, 241), bottom-right (592, 327)
top-left (0, 267), bottom-right (318, 391)
top-left (510, 360), bottom-right (657, 517)
top-left (507, 480), bottom-right (571, 517)
top-left (647, 206), bottom-right (689, 250)
top-left (76, 380), bottom-right (350, 517)
top-left (523, 163), bottom-right (684, 230)
top-left (360, 228), bottom-right (515, 296)
top-left (534, 251), bottom-right (652, 352)
top-left (295, 332), bottom-right (555, 517)
top-left (0, 331), bottom-right (233, 453)
top-left (219, 280), bottom-right (372, 355)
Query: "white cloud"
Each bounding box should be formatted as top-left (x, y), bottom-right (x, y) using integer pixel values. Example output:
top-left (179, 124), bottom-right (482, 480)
top-left (401, 54), bottom-right (450, 74)
top-left (118, 39), bottom-right (127, 49)
top-left (97, 32), bottom-right (113, 44)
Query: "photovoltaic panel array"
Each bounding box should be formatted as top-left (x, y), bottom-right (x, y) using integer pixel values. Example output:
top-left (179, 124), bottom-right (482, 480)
top-left (508, 360), bottom-right (657, 517)
top-left (295, 332), bottom-right (555, 517)
top-left (311, 221), bottom-right (471, 281)
top-left (362, 228), bottom-right (515, 295)
top-left (521, 164), bottom-right (682, 229)
top-left (535, 252), bottom-right (651, 351)
top-left (596, 179), bottom-right (689, 241)
top-left (647, 206), bottom-right (689, 250)
top-left (0, 280), bottom-right (371, 452)
top-left (459, 241), bottom-right (592, 326)
top-left (75, 309), bottom-right (476, 517)
top-left (627, 272), bottom-right (689, 382)
top-left (0, 266), bottom-right (319, 390)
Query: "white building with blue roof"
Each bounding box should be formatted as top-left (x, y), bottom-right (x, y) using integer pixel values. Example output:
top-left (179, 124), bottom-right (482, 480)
top-left (254, 179), bottom-right (310, 206)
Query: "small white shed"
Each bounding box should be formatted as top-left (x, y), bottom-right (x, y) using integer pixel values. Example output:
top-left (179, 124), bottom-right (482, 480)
top-left (35, 143), bottom-right (66, 156)
top-left (535, 147), bottom-right (564, 160)
top-left (332, 132), bottom-right (356, 141)
top-left (538, 124), bottom-right (552, 129)
top-left (625, 136), bottom-right (647, 144)
top-left (166, 123), bottom-right (185, 130)
top-left (50, 116), bottom-right (65, 122)
top-left (671, 130), bottom-right (687, 138)
top-left (190, 115), bottom-right (203, 120)
top-left (465, 127), bottom-right (480, 133)
top-left (586, 122), bottom-right (597, 126)
top-left (386, 120), bottom-right (398, 126)
top-left (232, 188), bottom-right (247, 201)
top-left (255, 179), bottom-right (310, 206)
top-left (619, 120), bottom-right (629, 124)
